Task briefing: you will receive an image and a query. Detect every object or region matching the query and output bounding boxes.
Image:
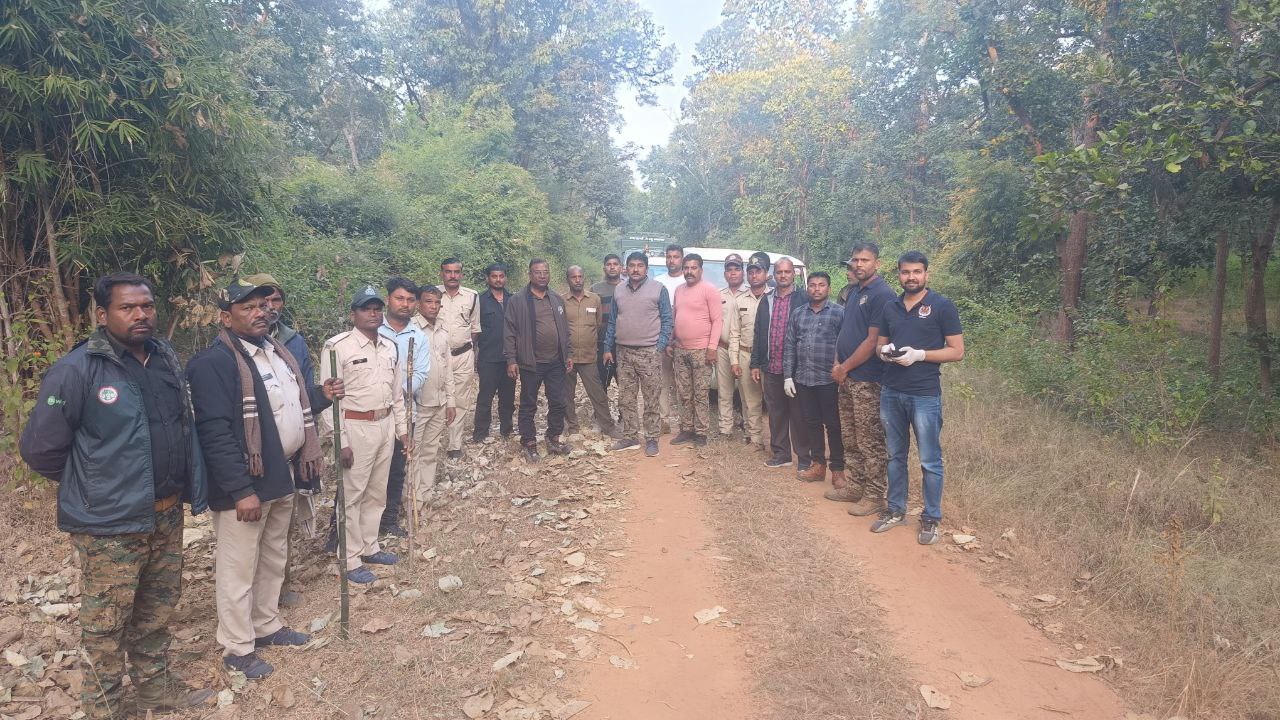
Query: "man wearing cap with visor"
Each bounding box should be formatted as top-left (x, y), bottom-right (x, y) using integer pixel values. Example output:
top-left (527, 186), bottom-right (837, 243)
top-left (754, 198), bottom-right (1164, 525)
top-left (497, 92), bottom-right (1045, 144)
top-left (187, 278), bottom-right (343, 678)
top-left (715, 254), bottom-right (750, 439)
top-left (736, 252), bottom-right (771, 450)
top-left (318, 286), bottom-right (408, 584)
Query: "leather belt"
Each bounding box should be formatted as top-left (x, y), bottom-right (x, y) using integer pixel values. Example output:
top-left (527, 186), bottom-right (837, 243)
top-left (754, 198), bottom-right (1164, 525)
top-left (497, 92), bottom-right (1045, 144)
top-left (450, 342), bottom-right (473, 357)
top-left (740, 345), bottom-right (752, 353)
top-left (154, 494), bottom-right (179, 512)
top-left (344, 407), bottom-right (392, 421)
top-left (616, 343), bottom-right (653, 350)
top-left (718, 340), bottom-right (730, 350)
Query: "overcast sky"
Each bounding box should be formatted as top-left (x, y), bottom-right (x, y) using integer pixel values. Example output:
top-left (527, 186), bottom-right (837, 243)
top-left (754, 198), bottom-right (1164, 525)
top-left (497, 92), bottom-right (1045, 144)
top-left (612, 0), bottom-right (723, 161)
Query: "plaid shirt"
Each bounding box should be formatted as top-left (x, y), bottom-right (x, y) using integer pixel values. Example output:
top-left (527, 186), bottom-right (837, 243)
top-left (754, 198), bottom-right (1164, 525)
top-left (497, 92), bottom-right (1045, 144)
top-left (767, 291), bottom-right (796, 374)
top-left (783, 300), bottom-right (843, 386)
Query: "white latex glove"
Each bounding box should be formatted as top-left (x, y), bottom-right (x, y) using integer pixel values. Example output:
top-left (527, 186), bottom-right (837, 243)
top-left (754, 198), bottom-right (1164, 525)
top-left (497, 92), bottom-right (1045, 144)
top-left (892, 346), bottom-right (927, 366)
top-left (783, 378), bottom-right (797, 397)
top-left (877, 342), bottom-right (897, 361)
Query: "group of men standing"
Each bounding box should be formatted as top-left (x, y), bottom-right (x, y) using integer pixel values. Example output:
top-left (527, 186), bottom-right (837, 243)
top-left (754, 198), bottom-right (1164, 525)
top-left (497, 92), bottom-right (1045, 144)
top-left (18, 241), bottom-right (963, 719)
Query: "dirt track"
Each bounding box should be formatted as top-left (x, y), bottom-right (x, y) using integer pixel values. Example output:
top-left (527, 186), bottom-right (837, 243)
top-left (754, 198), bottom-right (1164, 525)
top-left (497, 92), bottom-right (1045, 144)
top-left (575, 443), bottom-right (1130, 719)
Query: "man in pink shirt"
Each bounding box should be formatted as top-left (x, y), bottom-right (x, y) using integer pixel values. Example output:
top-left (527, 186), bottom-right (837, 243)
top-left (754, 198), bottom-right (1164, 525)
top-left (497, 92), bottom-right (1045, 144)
top-left (668, 253), bottom-right (722, 446)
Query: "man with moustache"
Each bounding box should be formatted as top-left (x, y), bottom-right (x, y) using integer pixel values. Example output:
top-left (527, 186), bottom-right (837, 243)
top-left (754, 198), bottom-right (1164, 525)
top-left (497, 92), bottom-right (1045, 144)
top-left (734, 252), bottom-right (771, 451)
top-left (591, 254), bottom-right (624, 388)
top-left (186, 278), bottom-right (343, 679)
top-left (564, 265), bottom-right (620, 438)
top-left (318, 287), bottom-right (409, 584)
top-left (783, 272), bottom-right (845, 485)
top-left (829, 244), bottom-right (896, 516)
top-left (437, 258), bottom-right (479, 459)
top-left (869, 251), bottom-right (965, 545)
top-left (473, 263), bottom-right (516, 442)
top-left (409, 285), bottom-right (456, 510)
top-left (20, 272), bottom-right (214, 718)
top-left (750, 257), bottom-right (810, 470)
top-left (504, 259), bottom-right (573, 462)
top-left (603, 252), bottom-right (673, 457)
top-left (377, 278), bottom-right (430, 537)
top-left (669, 254), bottom-right (721, 446)
top-left (715, 254), bottom-right (750, 439)
top-left (655, 244), bottom-right (686, 432)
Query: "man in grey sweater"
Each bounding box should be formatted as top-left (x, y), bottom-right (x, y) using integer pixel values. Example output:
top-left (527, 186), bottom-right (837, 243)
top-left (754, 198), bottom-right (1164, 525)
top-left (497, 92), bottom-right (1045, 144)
top-left (602, 252), bottom-right (673, 457)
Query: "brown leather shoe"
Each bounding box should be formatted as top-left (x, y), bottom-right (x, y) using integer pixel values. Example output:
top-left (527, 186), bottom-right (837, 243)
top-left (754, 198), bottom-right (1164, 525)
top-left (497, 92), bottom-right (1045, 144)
top-left (848, 498), bottom-right (886, 516)
top-left (799, 463), bottom-right (826, 482)
top-left (136, 678), bottom-right (217, 712)
top-left (823, 485), bottom-right (860, 502)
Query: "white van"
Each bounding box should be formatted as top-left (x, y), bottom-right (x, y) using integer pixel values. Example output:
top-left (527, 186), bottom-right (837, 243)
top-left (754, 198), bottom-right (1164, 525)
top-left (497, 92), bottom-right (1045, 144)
top-left (626, 246), bottom-right (808, 288)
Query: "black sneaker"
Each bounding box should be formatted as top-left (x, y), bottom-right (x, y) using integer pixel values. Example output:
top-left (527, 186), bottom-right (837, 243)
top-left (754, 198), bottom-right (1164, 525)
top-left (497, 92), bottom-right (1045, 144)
top-left (380, 524), bottom-right (407, 538)
top-left (644, 439), bottom-right (659, 457)
top-left (470, 433), bottom-right (489, 444)
top-left (224, 652), bottom-right (273, 680)
top-left (255, 627), bottom-right (310, 648)
top-left (523, 444), bottom-right (541, 463)
top-left (693, 434), bottom-right (708, 447)
top-left (446, 450), bottom-right (462, 460)
top-left (918, 519), bottom-right (940, 545)
top-left (764, 457), bottom-right (793, 468)
top-left (870, 510), bottom-right (906, 533)
top-left (546, 438), bottom-right (571, 455)
top-left (612, 438), bottom-right (640, 452)
top-left (361, 550), bottom-right (399, 565)
top-left (670, 430), bottom-right (696, 445)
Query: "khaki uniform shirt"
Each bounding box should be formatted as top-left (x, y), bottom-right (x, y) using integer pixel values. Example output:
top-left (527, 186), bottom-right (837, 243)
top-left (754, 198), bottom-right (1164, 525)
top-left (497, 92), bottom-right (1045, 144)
top-left (413, 318), bottom-right (456, 408)
top-left (438, 286), bottom-right (480, 351)
top-left (719, 285), bottom-right (749, 352)
top-left (564, 291), bottom-right (602, 365)
top-left (239, 338), bottom-right (305, 457)
top-left (732, 288), bottom-right (769, 362)
top-left (318, 330), bottom-right (407, 447)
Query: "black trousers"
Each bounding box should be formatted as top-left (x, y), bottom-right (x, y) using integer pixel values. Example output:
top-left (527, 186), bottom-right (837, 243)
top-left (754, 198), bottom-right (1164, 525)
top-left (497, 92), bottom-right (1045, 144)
top-left (474, 360), bottom-right (515, 439)
top-left (762, 370), bottom-right (810, 466)
top-left (519, 361), bottom-right (567, 444)
top-left (797, 382), bottom-right (843, 470)
top-left (380, 438), bottom-right (407, 530)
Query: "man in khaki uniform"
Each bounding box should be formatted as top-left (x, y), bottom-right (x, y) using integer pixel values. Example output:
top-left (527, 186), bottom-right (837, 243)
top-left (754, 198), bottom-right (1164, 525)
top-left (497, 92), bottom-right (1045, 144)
top-left (436, 258), bottom-right (479, 459)
top-left (563, 265), bottom-right (620, 437)
top-left (715, 254), bottom-right (750, 439)
top-left (409, 285), bottom-right (456, 514)
top-left (735, 252), bottom-right (771, 452)
top-left (319, 286), bottom-right (408, 585)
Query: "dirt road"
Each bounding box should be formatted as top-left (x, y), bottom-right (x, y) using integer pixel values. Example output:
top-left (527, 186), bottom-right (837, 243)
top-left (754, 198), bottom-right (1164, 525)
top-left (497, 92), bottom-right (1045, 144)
top-left (576, 443), bottom-right (1131, 719)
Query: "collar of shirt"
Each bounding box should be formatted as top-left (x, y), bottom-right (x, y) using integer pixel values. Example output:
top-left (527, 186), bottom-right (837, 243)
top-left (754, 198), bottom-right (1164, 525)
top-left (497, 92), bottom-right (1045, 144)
top-left (626, 276), bottom-right (649, 291)
top-left (106, 332), bottom-right (158, 361)
top-left (379, 319), bottom-right (420, 338)
top-left (894, 287), bottom-right (936, 312)
top-left (350, 330), bottom-right (384, 348)
top-left (859, 275), bottom-right (887, 298)
top-left (236, 335), bottom-right (272, 358)
top-left (805, 300), bottom-right (839, 315)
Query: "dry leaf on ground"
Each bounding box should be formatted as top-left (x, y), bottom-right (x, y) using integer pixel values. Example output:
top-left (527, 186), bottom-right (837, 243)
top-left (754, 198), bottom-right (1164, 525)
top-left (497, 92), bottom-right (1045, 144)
top-left (361, 617), bottom-right (394, 634)
top-left (694, 606), bottom-right (727, 624)
top-left (438, 575), bottom-right (464, 592)
top-left (957, 671), bottom-right (991, 688)
top-left (919, 685), bottom-right (952, 709)
top-left (493, 649), bottom-right (524, 671)
top-left (1055, 655), bottom-right (1118, 673)
top-left (463, 691), bottom-right (495, 718)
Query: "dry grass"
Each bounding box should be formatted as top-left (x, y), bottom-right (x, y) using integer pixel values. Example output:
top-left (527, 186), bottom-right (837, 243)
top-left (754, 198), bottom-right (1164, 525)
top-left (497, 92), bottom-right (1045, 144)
top-left (689, 448), bottom-right (919, 720)
top-left (943, 367), bottom-right (1280, 720)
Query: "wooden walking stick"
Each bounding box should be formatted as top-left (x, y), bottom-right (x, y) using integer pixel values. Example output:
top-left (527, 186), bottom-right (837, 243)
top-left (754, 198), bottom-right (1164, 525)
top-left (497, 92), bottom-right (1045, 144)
top-left (405, 337), bottom-right (417, 568)
top-left (329, 349), bottom-right (350, 639)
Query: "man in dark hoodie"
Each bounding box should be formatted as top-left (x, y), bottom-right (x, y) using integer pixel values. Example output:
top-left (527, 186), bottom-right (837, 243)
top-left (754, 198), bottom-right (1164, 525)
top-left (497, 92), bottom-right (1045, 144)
top-left (186, 278), bottom-right (343, 680)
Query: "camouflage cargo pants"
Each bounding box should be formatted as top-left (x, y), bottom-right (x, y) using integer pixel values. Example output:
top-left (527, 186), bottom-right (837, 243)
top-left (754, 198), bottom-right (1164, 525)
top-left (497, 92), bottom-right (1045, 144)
top-left (69, 503), bottom-right (183, 720)
top-left (839, 381), bottom-right (887, 500)
top-left (672, 347), bottom-right (712, 435)
top-left (616, 345), bottom-right (663, 440)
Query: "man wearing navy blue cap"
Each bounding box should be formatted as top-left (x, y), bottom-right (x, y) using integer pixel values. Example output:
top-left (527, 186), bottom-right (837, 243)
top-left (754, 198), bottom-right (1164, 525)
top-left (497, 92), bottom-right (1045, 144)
top-left (867, 251), bottom-right (965, 545)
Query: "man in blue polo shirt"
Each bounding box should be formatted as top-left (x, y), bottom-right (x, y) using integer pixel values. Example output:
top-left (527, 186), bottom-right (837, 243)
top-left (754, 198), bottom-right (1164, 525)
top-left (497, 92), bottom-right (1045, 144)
top-left (867, 251), bottom-right (964, 545)
top-left (829, 243), bottom-right (897, 516)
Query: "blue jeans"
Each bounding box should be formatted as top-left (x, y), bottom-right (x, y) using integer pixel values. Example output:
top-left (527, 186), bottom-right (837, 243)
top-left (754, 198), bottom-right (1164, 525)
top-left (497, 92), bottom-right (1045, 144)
top-left (880, 387), bottom-right (944, 522)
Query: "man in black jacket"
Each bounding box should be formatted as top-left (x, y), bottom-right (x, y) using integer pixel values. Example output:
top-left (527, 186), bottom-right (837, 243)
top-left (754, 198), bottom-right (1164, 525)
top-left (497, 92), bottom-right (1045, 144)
top-left (186, 278), bottom-right (342, 680)
top-left (504, 258), bottom-right (573, 462)
top-left (20, 272), bottom-right (213, 719)
top-left (749, 257), bottom-right (811, 471)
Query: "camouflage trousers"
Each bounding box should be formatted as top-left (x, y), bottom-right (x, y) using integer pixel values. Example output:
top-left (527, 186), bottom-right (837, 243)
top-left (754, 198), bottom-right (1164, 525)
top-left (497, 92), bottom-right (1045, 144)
top-left (672, 347), bottom-right (712, 435)
top-left (69, 503), bottom-right (184, 720)
top-left (839, 381), bottom-right (887, 500)
top-left (616, 345), bottom-right (663, 440)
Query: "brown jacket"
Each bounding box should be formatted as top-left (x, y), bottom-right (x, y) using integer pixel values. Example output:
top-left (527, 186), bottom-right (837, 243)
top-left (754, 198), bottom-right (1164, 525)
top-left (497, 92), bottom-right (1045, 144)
top-left (564, 291), bottom-right (603, 365)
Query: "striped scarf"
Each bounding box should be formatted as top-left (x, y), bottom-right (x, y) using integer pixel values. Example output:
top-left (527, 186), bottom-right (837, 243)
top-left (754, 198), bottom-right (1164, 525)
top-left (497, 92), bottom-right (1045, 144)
top-left (218, 328), bottom-right (324, 484)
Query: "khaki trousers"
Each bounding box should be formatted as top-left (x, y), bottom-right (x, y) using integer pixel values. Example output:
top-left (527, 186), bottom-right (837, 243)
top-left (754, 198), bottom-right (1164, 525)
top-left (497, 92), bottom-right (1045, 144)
top-left (341, 417), bottom-right (395, 570)
top-left (566, 362), bottom-right (618, 435)
top-left (213, 494), bottom-right (294, 657)
top-left (717, 348), bottom-right (763, 442)
top-left (446, 348), bottom-right (476, 452)
top-left (408, 402), bottom-right (448, 509)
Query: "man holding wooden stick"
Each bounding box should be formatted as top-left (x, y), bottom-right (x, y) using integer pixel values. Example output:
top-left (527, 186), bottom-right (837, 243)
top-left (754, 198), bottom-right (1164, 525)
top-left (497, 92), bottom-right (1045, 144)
top-left (319, 286), bottom-right (409, 584)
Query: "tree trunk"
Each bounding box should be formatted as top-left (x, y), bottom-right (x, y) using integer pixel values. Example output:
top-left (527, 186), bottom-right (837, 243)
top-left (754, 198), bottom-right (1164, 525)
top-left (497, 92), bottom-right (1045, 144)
top-left (1054, 209), bottom-right (1091, 344)
top-left (1208, 227), bottom-right (1229, 380)
top-left (1243, 195), bottom-right (1280, 396)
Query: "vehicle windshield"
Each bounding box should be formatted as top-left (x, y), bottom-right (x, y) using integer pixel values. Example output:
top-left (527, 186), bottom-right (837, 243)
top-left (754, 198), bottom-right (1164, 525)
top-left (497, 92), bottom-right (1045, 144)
top-left (648, 262), bottom-right (729, 289)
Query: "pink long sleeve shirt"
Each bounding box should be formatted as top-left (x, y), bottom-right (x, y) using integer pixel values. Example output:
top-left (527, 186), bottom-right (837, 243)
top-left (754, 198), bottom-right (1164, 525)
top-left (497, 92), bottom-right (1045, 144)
top-left (673, 280), bottom-right (724, 350)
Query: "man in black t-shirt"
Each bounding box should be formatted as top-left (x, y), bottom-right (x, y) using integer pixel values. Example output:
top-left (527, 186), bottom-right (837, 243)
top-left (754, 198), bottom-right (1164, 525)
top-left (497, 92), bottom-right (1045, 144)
top-left (866, 251), bottom-right (965, 545)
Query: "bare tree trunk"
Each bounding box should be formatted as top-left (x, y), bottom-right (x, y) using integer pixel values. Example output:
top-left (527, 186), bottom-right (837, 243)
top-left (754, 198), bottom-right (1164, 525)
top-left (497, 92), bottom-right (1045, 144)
top-left (1244, 195), bottom-right (1280, 396)
top-left (1208, 227), bottom-right (1230, 380)
top-left (1054, 209), bottom-right (1091, 344)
